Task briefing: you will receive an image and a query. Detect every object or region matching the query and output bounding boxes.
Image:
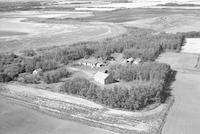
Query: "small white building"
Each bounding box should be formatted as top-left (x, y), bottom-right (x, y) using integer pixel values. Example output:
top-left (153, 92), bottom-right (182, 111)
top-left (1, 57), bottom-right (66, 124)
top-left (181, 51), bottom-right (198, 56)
top-left (96, 62), bottom-right (104, 67)
top-left (123, 57), bottom-right (134, 64)
top-left (32, 68), bottom-right (42, 76)
top-left (126, 57), bottom-right (134, 63)
top-left (93, 71), bottom-right (114, 85)
top-left (133, 58), bottom-right (142, 65)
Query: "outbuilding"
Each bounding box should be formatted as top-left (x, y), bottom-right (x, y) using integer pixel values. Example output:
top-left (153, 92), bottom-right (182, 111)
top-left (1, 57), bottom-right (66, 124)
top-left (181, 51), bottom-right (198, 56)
top-left (32, 68), bottom-right (42, 76)
top-left (93, 71), bottom-right (114, 85)
top-left (133, 58), bottom-right (142, 65)
top-left (126, 57), bottom-right (134, 63)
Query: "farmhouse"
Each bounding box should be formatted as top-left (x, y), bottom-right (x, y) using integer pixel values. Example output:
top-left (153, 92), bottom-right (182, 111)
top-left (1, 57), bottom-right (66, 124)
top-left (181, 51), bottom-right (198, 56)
top-left (93, 71), bottom-right (114, 85)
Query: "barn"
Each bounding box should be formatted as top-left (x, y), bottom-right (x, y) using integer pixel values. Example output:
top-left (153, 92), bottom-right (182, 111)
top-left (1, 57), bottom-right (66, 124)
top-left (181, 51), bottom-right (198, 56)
top-left (93, 71), bottom-right (114, 85)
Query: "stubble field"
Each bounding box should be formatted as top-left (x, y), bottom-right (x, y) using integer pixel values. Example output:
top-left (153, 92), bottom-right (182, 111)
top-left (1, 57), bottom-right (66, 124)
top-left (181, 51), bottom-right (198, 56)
top-left (157, 38), bottom-right (200, 134)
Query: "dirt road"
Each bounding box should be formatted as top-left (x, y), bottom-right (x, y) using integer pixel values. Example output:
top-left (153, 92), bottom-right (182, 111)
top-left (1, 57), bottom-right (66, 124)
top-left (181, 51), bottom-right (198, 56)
top-left (157, 52), bottom-right (200, 134)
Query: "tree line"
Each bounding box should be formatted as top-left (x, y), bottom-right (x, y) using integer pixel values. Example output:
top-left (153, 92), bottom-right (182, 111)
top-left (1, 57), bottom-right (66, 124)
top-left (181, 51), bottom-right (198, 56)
top-left (40, 28), bottom-right (184, 64)
top-left (61, 76), bottom-right (170, 110)
top-left (0, 53), bottom-right (69, 83)
top-left (61, 61), bottom-right (174, 111)
top-left (0, 27), bottom-right (183, 84)
top-left (108, 62), bottom-right (172, 82)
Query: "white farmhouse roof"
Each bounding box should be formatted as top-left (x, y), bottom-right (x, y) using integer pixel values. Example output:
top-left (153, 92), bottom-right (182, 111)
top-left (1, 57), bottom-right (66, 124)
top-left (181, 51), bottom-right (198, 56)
top-left (94, 71), bottom-right (109, 80)
top-left (127, 57), bottom-right (134, 61)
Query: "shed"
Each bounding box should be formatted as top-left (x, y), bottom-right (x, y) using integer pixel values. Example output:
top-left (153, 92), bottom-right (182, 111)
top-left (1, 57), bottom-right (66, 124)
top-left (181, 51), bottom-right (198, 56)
top-left (126, 57), bottom-right (134, 63)
top-left (32, 68), bottom-right (42, 76)
top-left (96, 62), bottom-right (104, 67)
top-left (133, 58), bottom-right (142, 65)
top-left (93, 71), bottom-right (114, 85)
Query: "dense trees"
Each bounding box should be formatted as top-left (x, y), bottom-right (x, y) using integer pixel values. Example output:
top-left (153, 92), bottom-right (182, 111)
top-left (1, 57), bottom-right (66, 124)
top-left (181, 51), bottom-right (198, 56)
top-left (43, 68), bottom-right (71, 84)
top-left (0, 53), bottom-right (24, 82)
top-left (22, 55), bottom-right (59, 73)
top-left (0, 54), bottom-right (65, 83)
top-left (123, 48), bottom-right (161, 61)
top-left (179, 31), bottom-right (200, 38)
top-left (42, 28), bottom-right (184, 63)
top-left (17, 73), bottom-right (40, 84)
top-left (61, 60), bottom-right (174, 111)
top-left (22, 49), bottom-right (37, 57)
top-left (108, 62), bottom-right (172, 82)
top-left (61, 77), bottom-right (168, 110)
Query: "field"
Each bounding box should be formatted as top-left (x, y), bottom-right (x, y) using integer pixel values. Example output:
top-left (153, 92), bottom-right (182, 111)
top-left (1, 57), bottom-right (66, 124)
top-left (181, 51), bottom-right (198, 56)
top-left (157, 40), bottom-right (200, 134)
top-left (0, 97), bottom-right (115, 134)
top-left (0, 83), bottom-right (168, 134)
top-left (182, 38), bottom-right (200, 54)
top-left (0, 11), bottom-right (126, 53)
top-left (122, 14), bottom-right (200, 33)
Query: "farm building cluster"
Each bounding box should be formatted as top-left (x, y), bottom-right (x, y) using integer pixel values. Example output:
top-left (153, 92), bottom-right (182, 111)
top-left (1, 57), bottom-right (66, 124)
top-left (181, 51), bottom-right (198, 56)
top-left (74, 55), bottom-right (142, 85)
top-left (78, 56), bottom-right (142, 69)
top-left (79, 61), bottom-right (106, 68)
